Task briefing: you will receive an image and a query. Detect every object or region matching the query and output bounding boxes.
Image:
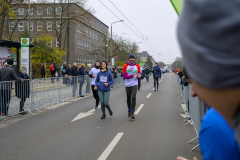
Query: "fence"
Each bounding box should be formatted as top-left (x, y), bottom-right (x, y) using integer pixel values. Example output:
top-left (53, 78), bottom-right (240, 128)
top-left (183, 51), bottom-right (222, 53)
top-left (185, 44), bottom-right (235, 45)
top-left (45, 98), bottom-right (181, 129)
top-left (0, 74), bottom-right (125, 119)
top-left (176, 75), bottom-right (205, 151)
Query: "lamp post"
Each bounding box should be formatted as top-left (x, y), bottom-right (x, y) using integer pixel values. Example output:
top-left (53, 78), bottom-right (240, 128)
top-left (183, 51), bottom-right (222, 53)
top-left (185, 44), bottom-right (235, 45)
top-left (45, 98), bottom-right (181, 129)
top-left (107, 20), bottom-right (124, 63)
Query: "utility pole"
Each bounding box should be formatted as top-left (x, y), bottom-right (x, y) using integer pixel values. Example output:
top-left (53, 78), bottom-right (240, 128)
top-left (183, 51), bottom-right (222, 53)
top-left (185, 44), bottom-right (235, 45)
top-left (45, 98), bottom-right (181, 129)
top-left (28, 0), bottom-right (31, 76)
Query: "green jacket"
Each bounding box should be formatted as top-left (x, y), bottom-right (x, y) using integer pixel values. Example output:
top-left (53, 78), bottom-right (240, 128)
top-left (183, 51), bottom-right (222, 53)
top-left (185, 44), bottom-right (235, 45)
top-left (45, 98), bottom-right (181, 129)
top-left (56, 64), bottom-right (61, 73)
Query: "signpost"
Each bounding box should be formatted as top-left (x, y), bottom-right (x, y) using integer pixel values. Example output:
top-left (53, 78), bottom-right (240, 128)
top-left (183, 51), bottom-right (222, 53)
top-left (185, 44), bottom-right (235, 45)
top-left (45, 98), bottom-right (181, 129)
top-left (21, 38), bottom-right (30, 75)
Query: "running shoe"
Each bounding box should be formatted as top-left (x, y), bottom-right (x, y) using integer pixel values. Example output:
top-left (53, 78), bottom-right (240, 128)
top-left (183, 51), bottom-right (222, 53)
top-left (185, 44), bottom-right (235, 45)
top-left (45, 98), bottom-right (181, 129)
top-left (109, 110), bottom-right (113, 116)
top-left (154, 88), bottom-right (156, 91)
top-left (101, 115), bottom-right (106, 119)
top-left (130, 113), bottom-right (135, 119)
top-left (95, 105), bottom-right (98, 110)
top-left (128, 112), bottom-right (131, 118)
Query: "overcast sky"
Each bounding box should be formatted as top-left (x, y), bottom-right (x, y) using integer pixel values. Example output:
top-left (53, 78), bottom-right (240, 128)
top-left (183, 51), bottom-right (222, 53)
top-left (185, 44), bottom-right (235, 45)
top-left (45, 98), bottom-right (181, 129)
top-left (86, 0), bottom-right (181, 64)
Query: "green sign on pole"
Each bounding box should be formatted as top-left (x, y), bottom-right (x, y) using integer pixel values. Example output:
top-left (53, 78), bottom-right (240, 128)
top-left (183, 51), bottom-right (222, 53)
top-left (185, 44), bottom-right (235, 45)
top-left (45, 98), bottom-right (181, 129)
top-left (170, 0), bottom-right (184, 16)
top-left (21, 38), bottom-right (29, 75)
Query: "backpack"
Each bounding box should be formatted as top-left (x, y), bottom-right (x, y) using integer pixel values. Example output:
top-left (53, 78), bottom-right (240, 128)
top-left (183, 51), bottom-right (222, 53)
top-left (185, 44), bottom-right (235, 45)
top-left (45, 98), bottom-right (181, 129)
top-left (50, 63), bottom-right (55, 71)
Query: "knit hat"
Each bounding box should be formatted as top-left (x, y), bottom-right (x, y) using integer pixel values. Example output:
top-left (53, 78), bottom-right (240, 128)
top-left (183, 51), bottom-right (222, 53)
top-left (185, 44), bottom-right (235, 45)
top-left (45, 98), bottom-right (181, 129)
top-left (177, 0), bottom-right (240, 89)
top-left (21, 67), bottom-right (27, 71)
top-left (7, 58), bottom-right (13, 65)
top-left (128, 54), bottom-right (135, 59)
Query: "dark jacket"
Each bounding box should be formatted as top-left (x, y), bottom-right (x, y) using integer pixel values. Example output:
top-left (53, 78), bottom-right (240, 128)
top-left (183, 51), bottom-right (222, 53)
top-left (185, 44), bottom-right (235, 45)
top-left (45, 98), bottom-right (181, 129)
top-left (15, 72), bottom-right (30, 98)
top-left (95, 70), bottom-right (114, 92)
top-left (79, 67), bottom-right (86, 75)
top-left (153, 65), bottom-right (160, 76)
top-left (41, 65), bottom-right (46, 75)
top-left (0, 65), bottom-right (21, 90)
top-left (144, 68), bottom-right (150, 74)
top-left (62, 64), bottom-right (67, 74)
top-left (67, 68), bottom-right (71, 75)
top-left (71, 66), bottom-right (78, 84)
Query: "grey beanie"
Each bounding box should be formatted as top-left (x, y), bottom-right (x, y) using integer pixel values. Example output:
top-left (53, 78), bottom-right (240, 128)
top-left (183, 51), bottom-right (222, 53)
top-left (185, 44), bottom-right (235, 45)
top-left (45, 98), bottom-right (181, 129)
top-left (177, 0), bottom-right (240, 89)
top-left (21, 67), bottom-right (27, 71)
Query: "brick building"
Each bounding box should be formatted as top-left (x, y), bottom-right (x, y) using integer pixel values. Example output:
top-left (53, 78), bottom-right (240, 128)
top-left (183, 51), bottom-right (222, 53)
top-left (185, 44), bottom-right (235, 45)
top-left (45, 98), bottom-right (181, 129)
top-left (3, 2), bottom-right (109, 65)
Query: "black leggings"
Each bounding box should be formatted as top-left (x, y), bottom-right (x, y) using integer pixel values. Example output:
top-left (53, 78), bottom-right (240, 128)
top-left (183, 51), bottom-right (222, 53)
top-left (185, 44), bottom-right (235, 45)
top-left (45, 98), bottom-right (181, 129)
top-left (91, 85), bottom-right (99, 106)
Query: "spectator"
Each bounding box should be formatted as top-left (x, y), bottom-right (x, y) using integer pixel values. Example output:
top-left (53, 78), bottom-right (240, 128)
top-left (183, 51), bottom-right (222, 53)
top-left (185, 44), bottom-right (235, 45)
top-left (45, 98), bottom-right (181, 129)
top-left (49, 60), bottom-right (56, 83)
top-left (39, 64), bottom-right (46, 83)
top-left (56, 62), bottom-right (61, 81)
top-left (4, 56), bottom-right (12, 65)
top-left (0, 59), bottom-right (23, 116)
top-left (67, 64), bottom-right (71, 76)
top-left (15, 67), bottom-right (30, 114)
top-left (62, 62), bottom-right (67, 77)
top-left (78, 64), bottom-right (86, 97)
top-left (71, 62), bottom-right (78, 97)
top-left (177, 0), bottom-right (240, 159)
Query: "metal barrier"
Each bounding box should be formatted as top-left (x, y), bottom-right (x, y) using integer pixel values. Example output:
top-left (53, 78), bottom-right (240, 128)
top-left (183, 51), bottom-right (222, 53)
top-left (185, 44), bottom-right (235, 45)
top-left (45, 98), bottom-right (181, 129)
top-left (176, 75), bottom-right (205, 151)
top-left (0, 74), bottom-right (125, 119)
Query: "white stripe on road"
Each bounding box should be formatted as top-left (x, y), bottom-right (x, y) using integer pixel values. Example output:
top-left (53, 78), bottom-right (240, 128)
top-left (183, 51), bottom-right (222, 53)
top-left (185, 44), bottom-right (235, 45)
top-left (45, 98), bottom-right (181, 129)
top-left (146, 93), bottom-right (152, 98)
top-left (98, 133), bottom-right (124, 160)
top-left (135, 104), bottom-right (144, 114)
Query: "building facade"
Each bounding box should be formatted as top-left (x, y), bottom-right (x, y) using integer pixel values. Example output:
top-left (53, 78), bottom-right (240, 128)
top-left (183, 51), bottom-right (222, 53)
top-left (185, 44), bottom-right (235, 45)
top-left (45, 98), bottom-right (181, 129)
top-left (3, 2), bottom-right (109, 65)
top-left (137, 51), bottom-right (149, 64)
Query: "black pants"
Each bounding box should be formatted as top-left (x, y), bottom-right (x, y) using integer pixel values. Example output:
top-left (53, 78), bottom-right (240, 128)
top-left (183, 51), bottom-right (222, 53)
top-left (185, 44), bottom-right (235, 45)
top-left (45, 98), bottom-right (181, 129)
top-left (1, 90), bottom-right (11, 116)
top-left (125, 86), bottom-right (137, 113)
top-left (91, 85), bottom-right (99, 106)
top-left (138, 79), bottom-right (141, 89)
top-left (51, 71), bottom-right (55, 82)
top-left (154, 76), bottom-right (159, 88)
top-left (20, 97), bottom-right (26, 112)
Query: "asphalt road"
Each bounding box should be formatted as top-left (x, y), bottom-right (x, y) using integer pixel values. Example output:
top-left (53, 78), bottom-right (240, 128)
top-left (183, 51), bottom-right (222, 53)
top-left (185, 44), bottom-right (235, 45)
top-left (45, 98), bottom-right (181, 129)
top-left (0, 73), bottom-right (202, 160)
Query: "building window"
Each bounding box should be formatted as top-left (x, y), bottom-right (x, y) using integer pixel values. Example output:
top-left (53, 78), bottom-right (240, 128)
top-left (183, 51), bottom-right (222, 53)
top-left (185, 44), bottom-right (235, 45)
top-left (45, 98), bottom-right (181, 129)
top-left (37, 7), bottom-right (43, 15)
top-left (56, 7), bottom-right (62, 14)
top-left (47, 7), bottom-right (52, 14)
top-left (27, 22), bottom-right (33, 31)
top-left (37, 21), bottom-right (42, 31)
top-left (80, 24), bottom-right (83, 34)
top-left (19, 8), bottom-right (24, 15)
top-left (47, 22), bottom-right (52, 31)
top-left (9, 22), bottom-right (14, 31)
top-left (56, 21), bottom-right (60, 31)
top-left (47, 39), bottom-right (52, 47)
top-left (29, 8), bottom-right (33, 15)
top-left (84, 41), bottom-right (87, 50)
top-left (56, 38), bottom-right (59, 47)
top-left (18, 22), bottom-right (24, 31)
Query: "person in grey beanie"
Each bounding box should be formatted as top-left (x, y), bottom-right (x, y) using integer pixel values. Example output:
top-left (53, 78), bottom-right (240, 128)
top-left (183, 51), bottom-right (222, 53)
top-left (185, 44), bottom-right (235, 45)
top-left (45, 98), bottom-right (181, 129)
top-left (16, 67), bottom-right (30, 114)
top-left (177, 0), bottom-right (240, 159)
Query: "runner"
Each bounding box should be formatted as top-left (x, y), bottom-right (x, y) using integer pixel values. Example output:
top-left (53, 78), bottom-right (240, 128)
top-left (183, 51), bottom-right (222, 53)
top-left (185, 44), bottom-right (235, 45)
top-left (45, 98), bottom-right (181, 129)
top-left (123, 54), bottom-right (141, 119)
top-left (94, 61), bottom-right (114, 119)
top-left (153, 62), bottom-right (160, 91)
top-left (138, 66), bottom-right (144, 90)
top-left (144, 66), bottom-right (150, 82)
top-left (89, 61), bottom-right (101, 109)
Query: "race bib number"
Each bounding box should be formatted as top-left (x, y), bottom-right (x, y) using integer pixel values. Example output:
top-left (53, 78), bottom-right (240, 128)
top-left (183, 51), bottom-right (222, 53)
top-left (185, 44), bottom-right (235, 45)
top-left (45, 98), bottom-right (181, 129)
top-left (100, 76), bottom-right (107, 82)
top-left (127, 69), bottom-right (137, 75)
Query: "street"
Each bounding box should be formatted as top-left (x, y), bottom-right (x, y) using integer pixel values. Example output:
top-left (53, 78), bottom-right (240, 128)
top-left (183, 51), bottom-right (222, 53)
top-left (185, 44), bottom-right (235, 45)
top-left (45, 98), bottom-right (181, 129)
top-left (0, 74), bottom-right (202, 160)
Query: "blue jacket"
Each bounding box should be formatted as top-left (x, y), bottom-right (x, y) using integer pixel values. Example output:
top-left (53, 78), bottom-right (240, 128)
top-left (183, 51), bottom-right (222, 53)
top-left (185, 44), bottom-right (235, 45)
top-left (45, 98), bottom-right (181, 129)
top-left (79, 67), bottom-right (86, 75)
top-left (95, 70), bottom-right (114, 92)
top-left (153, 65), bottom-right (160, 76)
top-left (67, 68), bottom-right (71, 75)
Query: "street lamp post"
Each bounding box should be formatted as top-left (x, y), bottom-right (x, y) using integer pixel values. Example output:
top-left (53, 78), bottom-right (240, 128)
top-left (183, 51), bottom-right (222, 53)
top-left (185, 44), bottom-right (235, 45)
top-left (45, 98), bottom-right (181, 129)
top-left (107, 20), bottom-right (124, 63)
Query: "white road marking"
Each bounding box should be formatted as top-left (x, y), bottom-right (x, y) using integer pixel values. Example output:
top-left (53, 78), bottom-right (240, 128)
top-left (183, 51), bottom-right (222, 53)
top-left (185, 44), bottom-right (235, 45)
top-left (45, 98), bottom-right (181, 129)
top-left (135, 104), bottom-right (144, 114)
top-left (87, 109), bottom-right (96, 113)
top-left (71, 112), bottom-right (94, 122)
top-left (146, 93), bottom-right (152, 98)
top-left (98, 133), bottom-right (124, 160)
